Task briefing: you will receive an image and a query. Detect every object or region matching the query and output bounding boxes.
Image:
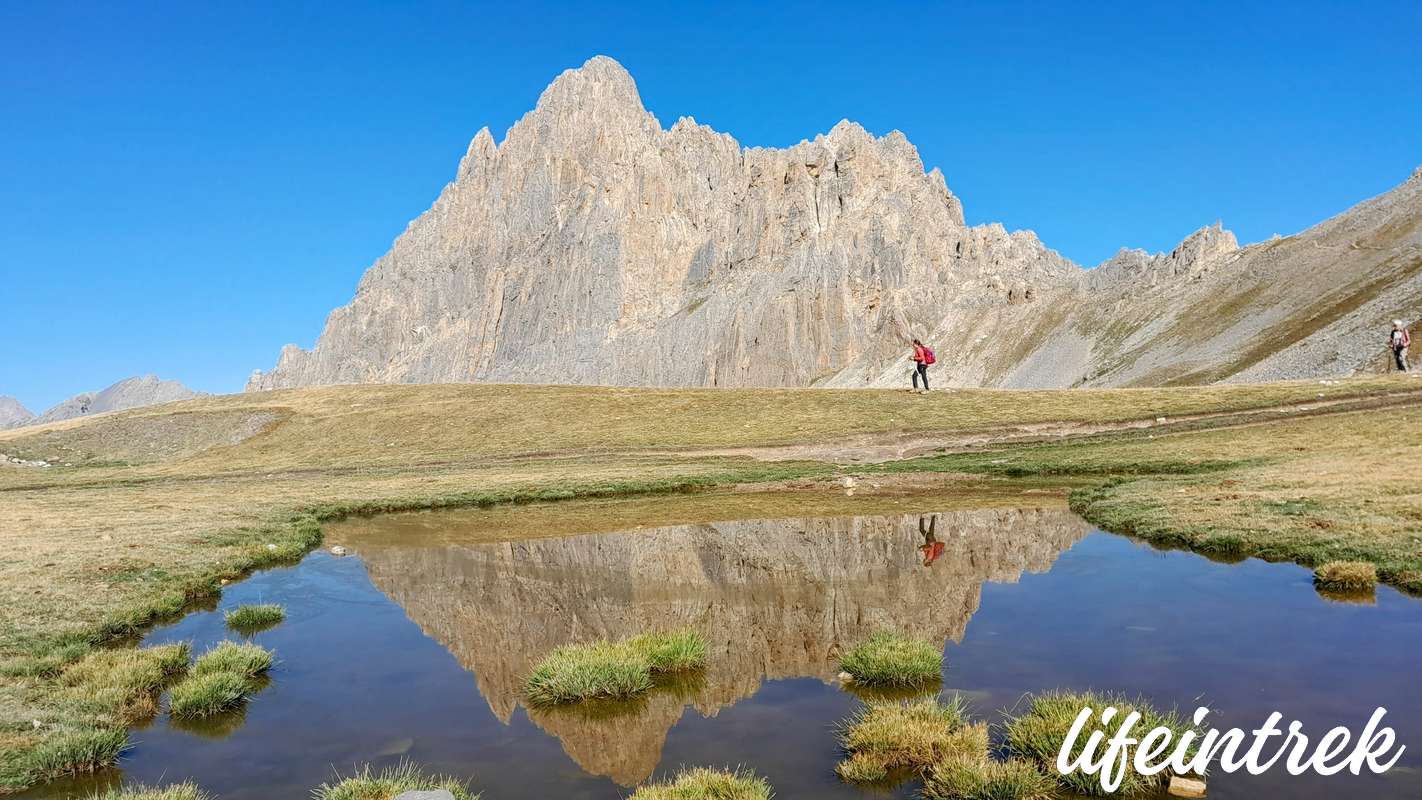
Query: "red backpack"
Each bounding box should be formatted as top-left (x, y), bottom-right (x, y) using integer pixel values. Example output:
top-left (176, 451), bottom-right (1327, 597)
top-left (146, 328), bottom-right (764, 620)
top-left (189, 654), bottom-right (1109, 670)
top-left (921, 346), bottom-right (936, 365)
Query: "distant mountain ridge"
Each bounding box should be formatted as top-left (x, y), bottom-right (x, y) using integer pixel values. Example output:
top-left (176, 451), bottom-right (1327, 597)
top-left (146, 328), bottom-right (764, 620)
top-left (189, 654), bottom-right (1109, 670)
top-left (247, 56), bottom-right (1422, 391)
top-left (4, 376), bottom-right (204, 429)
top-left (0, 397), bottom-right (34, 430)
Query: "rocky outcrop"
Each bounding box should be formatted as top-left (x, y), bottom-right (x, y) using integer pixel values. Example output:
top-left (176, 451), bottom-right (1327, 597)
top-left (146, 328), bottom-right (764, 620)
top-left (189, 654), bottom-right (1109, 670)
top-left (340, 506), bottom-right (1089, 785)
top-left (249, 57), bottom-right (1422, 391)
top-left (0, 396), bottom-right (34, 430)
top-left (31, 375), bottom-right (204, 426)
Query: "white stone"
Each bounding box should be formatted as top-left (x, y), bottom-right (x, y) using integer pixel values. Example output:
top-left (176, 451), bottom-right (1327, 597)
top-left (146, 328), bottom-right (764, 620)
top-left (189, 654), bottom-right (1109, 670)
top-left (1168, 775), bottom-right (1207, 797)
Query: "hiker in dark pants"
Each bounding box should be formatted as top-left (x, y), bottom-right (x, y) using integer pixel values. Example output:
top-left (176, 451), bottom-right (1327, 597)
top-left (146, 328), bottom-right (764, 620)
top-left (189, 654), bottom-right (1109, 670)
top-left (1390, 320), bottom-right (1411, 372)
top-left (911, 339), bottom-right (935, 393)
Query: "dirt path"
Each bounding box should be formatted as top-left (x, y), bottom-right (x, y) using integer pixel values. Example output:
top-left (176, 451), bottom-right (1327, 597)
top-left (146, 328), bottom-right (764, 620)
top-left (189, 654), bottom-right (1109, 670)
top-left (682, 387), bottom-right (1422, 463)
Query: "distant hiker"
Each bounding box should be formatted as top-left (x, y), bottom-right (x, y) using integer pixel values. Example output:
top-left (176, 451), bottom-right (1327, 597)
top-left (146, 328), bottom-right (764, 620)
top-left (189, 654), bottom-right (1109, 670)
top-left (911, 339), bottom-right (935, 392)
top-left (1391, 320), bottom-right (1411, 372)
top-left (918, 515), bottom-right (944, 567)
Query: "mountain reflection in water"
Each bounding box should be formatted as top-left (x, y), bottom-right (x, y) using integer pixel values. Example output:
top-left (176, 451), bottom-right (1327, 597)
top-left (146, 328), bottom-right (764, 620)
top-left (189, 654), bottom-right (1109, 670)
top-left (339, 507), bottom-right (1089, 785)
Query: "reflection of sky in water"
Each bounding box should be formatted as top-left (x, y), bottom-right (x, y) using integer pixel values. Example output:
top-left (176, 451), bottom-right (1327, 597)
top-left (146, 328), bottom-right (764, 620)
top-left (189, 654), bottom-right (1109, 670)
top-left (20, 508), bottom-right (1422, 800)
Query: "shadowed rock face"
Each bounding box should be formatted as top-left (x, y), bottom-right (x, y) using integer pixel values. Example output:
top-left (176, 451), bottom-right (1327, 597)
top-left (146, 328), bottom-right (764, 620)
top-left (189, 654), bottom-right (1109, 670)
top-left (346, 506), bottom-right (1089, 785)
top-left (249, 56), bottom-right (1421, 391)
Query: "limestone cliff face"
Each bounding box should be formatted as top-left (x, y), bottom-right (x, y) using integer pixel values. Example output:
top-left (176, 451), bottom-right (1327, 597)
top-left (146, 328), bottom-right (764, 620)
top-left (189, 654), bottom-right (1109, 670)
top-left (342, 507), bottom-right (1089, 785)
top-left (249, 57), bottom-right (1422, 391)
top-left (248, 56), bottom-right (1079, 391)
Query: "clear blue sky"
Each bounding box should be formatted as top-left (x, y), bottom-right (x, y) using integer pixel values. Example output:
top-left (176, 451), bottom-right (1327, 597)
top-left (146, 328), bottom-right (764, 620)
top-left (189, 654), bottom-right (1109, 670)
top-left (3, 1), bottom-right (1419, 411)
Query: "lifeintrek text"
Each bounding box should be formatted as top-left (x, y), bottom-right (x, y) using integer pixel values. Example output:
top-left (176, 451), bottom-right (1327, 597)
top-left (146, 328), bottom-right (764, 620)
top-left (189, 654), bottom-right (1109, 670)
top-left (1058, 705), bottom-right (1405, 793)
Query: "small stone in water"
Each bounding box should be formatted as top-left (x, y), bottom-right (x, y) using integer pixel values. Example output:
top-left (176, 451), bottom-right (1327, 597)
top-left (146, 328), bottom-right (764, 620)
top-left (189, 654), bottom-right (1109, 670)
top-left (1168, 775), bottom-right (1207, 797)
top-left (330, 545), bottom-right (348, 556)
top-left (392, 791), bottom-right (455, 800)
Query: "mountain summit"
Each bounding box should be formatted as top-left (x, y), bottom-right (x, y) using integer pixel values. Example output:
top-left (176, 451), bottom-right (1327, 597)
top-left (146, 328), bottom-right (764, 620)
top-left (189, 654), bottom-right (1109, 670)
top-left (250, 57), bottom-right (1422, 391)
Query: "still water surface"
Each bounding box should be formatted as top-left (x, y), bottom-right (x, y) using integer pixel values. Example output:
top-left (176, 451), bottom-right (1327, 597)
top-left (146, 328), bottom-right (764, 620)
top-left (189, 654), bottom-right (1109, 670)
top-left (28, 496), bottom-right (1422, 799)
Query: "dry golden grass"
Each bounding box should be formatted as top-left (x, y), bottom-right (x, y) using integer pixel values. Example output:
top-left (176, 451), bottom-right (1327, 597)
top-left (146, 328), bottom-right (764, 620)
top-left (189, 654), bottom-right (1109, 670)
top-left (1314, 560), bottom-right (1379, 590)
top-left (1, 375), bottom-right (1420, 792)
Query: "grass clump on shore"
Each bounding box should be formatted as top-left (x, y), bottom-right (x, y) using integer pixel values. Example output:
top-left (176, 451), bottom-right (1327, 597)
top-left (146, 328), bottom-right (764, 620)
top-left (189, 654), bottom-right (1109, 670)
top-left (13, 728), bottom-right (128, 782)
top-left (629, 767), bottom-right (771, 800)
top-left (922, 758), bottom-right (1056, 800)
top-left (167, 641), bottom-right (273, 718)
top-left (85, 782), bottom-right (213, 800)
top-left (839, 631), bottom-right (942, 687)
top-left (1313, 560), bottom-right (1378, 591)
top-left (223, 603), bottom-right (285, 633)
top-left (525, 629), bottom-right (706, 705)
top-left (312, 762), bottom-right (475, 800)
top-left (59, 643), bottom-right (190, 723)
top-left (836, 696), bottom-right (984, 783)
top-left (1008, 690), bottom-right (1196, 796)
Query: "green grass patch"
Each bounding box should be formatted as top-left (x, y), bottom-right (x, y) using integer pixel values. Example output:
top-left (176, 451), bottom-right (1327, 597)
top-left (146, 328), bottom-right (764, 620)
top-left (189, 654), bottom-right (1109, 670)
top-left (12, 728), bottom-right (128, 783)
top-left (167, 641), bottom-right (274, 718)
top-left (58, 643), bottom-right (190, 724)
top-left (1008, 690), bottom-right (1197, 796)
top-left (312, 761), bottom-right (475, 800)
top-left (84, 782), bottom-right (213, 800)
top-left (1314, 560), bottom-right (1378, 591)
top-left (525, 629), bottom-right (706, 706)
top-left (223, 603), bottom-right (286, 633)
top-left (191, 641), bottom-right (273, 679)
top-left (629, 767), bottom-right (771, 800)
top-left (922, 758), bottom-right (1056, 800)
top-left (167, 671), bottom-right (250, 719)
top-left (839, 631), bottom-right (942, 687)
top-left (836, 696), bottom-right (983, 783)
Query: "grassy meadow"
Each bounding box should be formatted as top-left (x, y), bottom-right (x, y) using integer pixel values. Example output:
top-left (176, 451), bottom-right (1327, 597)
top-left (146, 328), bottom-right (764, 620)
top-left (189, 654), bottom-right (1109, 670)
top-left (1, 375), bottom-right (1421, 791)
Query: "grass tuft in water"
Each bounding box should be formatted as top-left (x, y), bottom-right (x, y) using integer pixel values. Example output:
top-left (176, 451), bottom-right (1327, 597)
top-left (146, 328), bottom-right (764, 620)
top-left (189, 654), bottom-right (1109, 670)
top-left (628, 628), bottom-right (707, 672)
top-left (1007, 690), bottom-right (1197, 796)
top-left (839, 631), bottom-right (942, 687)
top-left (84, 782), bottom-right (213, 800)
top-left (192, 641), bottom-right (273, 679)
top-left (16, 728), bottom-right (128, 781)
top-left (628, 767), bottom-right (772, 800)
top-left (311, 761), bottom-right (476, 800)
top-left (836, 696), bottom-right (983, 783)
top-left (167, 641), bottom-right (274, 718)
top-left (223, 603), bottom-right (286, 633)
top-left (167, 671), bottom-right (250, 718)
top-left (922, 758), bottom-right (1056, 800)
top-left (525, 629), bottom-right (706, 705)
top-left (1313, 560), bottom-right (1377, 591)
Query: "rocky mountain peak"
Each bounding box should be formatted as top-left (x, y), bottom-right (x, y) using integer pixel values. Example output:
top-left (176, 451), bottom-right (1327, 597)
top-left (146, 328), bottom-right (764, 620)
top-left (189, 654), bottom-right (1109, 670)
top-left (530, 55), bottom-right (647, 120)
top-left (32, 375), bottom-right (203, 426)
top-left (0, 396), bottom-right (35, 430)
top-left (247, 57), bottom-right (1422, 392)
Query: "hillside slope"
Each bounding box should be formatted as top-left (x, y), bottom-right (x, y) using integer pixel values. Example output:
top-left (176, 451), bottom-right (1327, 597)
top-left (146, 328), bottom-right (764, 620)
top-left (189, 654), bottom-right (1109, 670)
top-left (239, 56), bottom-right (1420, 390)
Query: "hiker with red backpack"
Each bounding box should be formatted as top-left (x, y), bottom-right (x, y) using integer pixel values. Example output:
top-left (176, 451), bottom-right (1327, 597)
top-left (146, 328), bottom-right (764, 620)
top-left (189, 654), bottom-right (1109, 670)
top-left (1390, 320), bottom-right (1411, 372)
top-left (911, 338), bottom-right (935, 392)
